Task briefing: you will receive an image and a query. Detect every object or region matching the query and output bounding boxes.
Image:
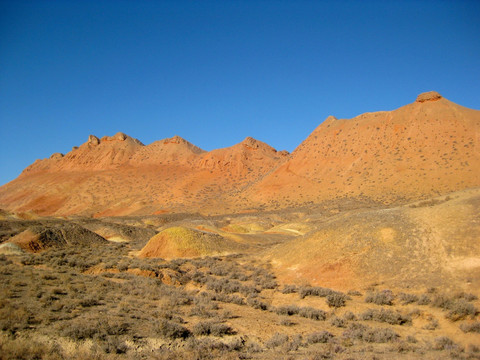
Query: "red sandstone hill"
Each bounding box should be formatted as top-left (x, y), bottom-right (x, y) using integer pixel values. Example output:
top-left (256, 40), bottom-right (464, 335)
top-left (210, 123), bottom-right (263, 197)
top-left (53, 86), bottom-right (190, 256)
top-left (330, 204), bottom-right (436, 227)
top-left (0, 91), bottom-right (478, 216)
top-left (247, 91), bottom-right (480, 209)
top-left (0, 133), bottom-right (287, 216)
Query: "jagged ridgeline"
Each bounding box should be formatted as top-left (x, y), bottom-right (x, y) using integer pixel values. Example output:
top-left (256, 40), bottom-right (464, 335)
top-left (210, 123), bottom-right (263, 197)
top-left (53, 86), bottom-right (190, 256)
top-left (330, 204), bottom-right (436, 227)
top-left (0, 91), bottom-right (478, 216)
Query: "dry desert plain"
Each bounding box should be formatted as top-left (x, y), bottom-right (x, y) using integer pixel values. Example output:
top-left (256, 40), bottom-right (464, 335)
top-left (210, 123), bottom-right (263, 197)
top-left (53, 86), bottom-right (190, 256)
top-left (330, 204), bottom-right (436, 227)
top-left (0, 92), bottom-right (479, 359)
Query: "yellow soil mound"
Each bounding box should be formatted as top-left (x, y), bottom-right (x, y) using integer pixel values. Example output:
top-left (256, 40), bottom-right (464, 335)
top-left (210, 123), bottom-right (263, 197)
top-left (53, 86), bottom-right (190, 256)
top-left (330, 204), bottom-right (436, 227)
top-left (266, 188), bottom-right (480, 291)
top-left (138, 226), bottom-right (243, 259)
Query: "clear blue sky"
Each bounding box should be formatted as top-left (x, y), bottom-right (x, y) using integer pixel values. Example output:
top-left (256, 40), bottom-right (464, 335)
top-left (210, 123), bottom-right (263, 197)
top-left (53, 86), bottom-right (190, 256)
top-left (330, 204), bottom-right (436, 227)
top-left (1, 0), bottom-right (479, 185)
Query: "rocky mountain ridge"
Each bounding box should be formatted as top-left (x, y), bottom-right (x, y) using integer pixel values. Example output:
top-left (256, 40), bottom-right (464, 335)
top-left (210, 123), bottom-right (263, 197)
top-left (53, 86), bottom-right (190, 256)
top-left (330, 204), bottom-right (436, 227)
top-left (1, 91), bottom-right (479, 216)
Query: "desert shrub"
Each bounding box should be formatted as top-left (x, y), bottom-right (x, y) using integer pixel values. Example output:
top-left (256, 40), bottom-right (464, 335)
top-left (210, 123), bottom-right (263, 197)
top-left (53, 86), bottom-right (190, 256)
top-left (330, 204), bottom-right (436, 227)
top-left (274, 305), bottom-right (300, 316)
top-left (330, 316), bottom-right (346, 328)
top-left (280, 318), bottom-right (295, 326)
top-left (306, 331), bottom-right (334, 344)
top-left (417, 294), bottom-right (431, 305)
top-left (445, 300), bottom-right (478, 321)
top-left (347, 290), bottom-right (362, 296)
top-left (220, 294), bottom-right (245, 305)
top-left (342, 323), bottom-right (399, 343)
top-left (239, 285), bottom-right (260, 297)
top-left (230, 272), bottom-right (249, 281)
top-left (460, 322), bottom-right (480, 333)
top-left (191, 270), bottom-right (208, 284)
top-left (342, 323), bottom-right (368, 341)
top-left (286, 334), bottom-right (303, 351)
top-left (101, 337), bottom-right (128, 354)
top-left (365, 290), bottom-right (395, 305)
top-left (79, 297), bottom-right (101, 307)
top-left (431, 293), bottom-right (478, 320)
top-left (423, 318), bottom-right (439, 330)
top-left (360, 308), bottom-right (411, 325)
top-left (157, 285), bottom-right (193, 306)
top-left (343, 311), bottom-right (356, 321)
top-left (433, 336), bottom-right (460, 351)
top-left (190, 305), bottom-right (216, 318)
top-left (60, 317), bottom-right (130, 341)
top-left (431, 294), bottom-right (453, 309)
top-left (0, 337), bottom-right (63, 360)
top-left (282, 285), bottom-right (297, 294)
top-left (257, 278), bottom-right (277, 290)
top-left (454, 292), bottom-right (478, 302)
top-left (0, 306), bottom-right (31, 335)
top-left (406, 335), bottom-right (417, 343)
top-left (363, 327), bottom-right (399, 343)
top-left (468, 344), bottom-right (480, 353)
top-left (206, 278), bottom-right (243, 294)
top-left (408, 308), bottom-right (422, 317)
top-left (155, 319), bottom-right (191, 339)
top-left (398, 292), bottom-right (419, 305)
top-left (0, 255), bottom-right (13, 265)
top-left (298, 306), bottom-right (327, 321)
top-left (326, 292), bottom-right (347, 308)
top-left (299, 286), bottom-right (336, 299)
top-left (209, 263), bottom-right (233, 277)
top-left (192, 321), bottom-right (234, 337)
top-left (265, 333), bottom-right (289, 348)
top-left (246, 296), bottom-right (268, 311)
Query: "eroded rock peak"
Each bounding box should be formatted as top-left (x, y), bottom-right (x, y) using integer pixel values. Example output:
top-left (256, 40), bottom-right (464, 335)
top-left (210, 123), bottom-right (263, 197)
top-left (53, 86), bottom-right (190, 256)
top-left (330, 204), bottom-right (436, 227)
top-left (416, 91), bottom-right (442, 103)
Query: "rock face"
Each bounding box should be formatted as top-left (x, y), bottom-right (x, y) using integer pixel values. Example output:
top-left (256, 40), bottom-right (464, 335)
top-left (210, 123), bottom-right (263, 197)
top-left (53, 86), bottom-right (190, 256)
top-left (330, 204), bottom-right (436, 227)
top-left (0, 92), bottom-right (478, 216)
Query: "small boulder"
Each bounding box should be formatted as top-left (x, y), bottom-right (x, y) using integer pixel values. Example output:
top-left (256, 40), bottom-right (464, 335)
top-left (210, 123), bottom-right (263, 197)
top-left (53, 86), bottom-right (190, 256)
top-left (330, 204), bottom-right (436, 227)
top-left (88, 135), bottom-right (100, 145)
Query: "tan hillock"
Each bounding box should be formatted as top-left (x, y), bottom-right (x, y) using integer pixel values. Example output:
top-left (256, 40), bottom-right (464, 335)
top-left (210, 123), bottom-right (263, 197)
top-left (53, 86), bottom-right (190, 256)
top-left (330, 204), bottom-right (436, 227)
top-left (138, 226), bottom-right (244, 259)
